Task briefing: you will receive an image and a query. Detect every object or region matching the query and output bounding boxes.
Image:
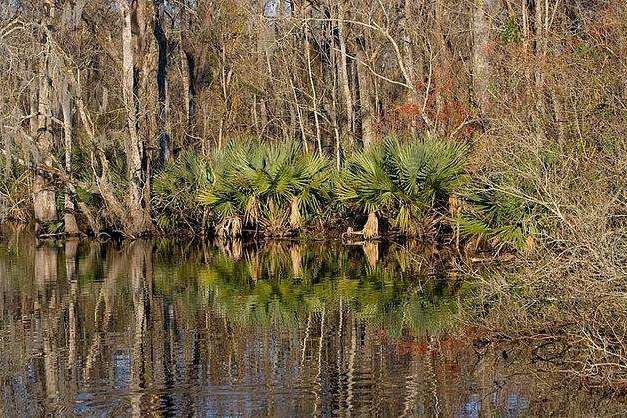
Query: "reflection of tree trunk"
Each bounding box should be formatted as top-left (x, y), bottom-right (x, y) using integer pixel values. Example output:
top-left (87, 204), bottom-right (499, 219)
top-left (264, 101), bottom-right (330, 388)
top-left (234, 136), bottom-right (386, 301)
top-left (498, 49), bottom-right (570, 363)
top-left (36, 243), bottom-right (61, 408)
top-left (402, 351), bottom-right (422, 416)
top-left (35, 245), bottom-right (58, 286)
top-left (314, 309), bottom-right (326, 416)
top-left (336, 298), bottom-right (345, 414)
top-left (425, 337), bottom-right (441, 416)
top-left (128, 241), bottom-right (153, 416)
top-left (43, 320), bottom-right (59, 408)
top-left (301, 312), bottom-right (313, 368)
top-left (65, 239), bottom-right (79, 280)
top-left (66, 240), bottom-right (79, 367)
top-left (84, 245), bottom-right (121, 381)
top-left (346, 315), bottom-right (357, 413)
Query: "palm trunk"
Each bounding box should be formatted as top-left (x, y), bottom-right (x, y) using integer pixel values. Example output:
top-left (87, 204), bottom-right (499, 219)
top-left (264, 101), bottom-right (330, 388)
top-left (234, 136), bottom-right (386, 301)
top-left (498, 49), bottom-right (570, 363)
top-left (363, 211), bottom-right (379, 239)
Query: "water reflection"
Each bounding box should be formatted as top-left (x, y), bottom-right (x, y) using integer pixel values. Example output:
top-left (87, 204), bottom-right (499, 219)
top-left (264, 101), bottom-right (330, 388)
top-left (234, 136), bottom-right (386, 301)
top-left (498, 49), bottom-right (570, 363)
top-left (0, 234), bottom-right (621, 416)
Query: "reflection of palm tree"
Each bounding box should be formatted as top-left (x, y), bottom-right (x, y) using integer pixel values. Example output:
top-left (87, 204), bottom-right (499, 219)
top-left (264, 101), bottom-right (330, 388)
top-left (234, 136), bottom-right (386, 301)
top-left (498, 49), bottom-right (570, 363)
top-left (363, 242), bottom-right (379, 268)
top-left (199, 242), bottom-right (461, 338)
top-left (290, 244), bottom-right (302, 278)
top-left (1, 236), bottom-right (469, 416)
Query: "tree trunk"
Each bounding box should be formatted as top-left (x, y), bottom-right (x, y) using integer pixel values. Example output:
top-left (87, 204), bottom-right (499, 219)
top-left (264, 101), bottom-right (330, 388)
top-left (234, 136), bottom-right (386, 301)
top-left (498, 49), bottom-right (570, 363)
top-left (119, 0), bottom-right (149, 236)
top-left (400, 0), bottom-right (426, 135)
top-left (356, 38), bottom-right (376, 149)
top-left (337, 2), bottom-right (354, 143)
top-left (534, 0), bottom-right (547, 116)
top-left (154, 0), bottom-right (171, 167)
top-left (60, 77), bottom-right (80, 235)
top-left (1, 110), bottom-right (10, 178)
top-left (433, 0), bottom-right (451, 134)
top-left (33, 3), bottom-right (58, 232)
top-left (304, 21), bottom-right (322, 154)
top-left (471, 0), bottom-right (499, 119)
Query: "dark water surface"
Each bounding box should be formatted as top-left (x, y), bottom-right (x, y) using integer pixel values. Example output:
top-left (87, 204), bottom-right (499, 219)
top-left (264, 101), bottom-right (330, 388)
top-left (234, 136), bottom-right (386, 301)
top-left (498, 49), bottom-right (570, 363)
top-left (0, 232), bottom-right (625, 417)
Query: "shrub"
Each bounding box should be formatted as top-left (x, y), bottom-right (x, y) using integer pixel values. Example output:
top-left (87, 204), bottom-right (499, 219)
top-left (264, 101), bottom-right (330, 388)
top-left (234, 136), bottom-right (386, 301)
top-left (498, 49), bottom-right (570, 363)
top-left (153, 150), bottom-right (213, 233)
top-left (198, 141), bottom-right (332, 238)
top-left (457, 179), bottom-right (542, 252)
top-left (337, 136), bottom-right (469, 238)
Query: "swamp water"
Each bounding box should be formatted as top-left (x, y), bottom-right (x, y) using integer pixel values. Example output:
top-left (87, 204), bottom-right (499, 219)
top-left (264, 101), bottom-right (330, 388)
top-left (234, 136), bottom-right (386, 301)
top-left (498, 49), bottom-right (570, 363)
top-left (0, 233), bottom-right (624, 417)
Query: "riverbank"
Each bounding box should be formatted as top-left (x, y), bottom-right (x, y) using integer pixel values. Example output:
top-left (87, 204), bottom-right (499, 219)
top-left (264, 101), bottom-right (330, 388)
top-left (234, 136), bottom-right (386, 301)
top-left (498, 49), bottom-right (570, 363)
top-left (2, 137), bottom-right (539, 257)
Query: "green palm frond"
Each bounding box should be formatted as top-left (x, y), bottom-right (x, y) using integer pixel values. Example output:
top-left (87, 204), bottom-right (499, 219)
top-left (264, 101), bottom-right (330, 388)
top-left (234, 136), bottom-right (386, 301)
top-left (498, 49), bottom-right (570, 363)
top-left (199, 141), bottom-right (332, 236)
top-left (338, 136), bottom-right (469, 235)
top-left (457, 179), bottom-right (541, 251)
top-left (153, 150), bottom-right (213, 232)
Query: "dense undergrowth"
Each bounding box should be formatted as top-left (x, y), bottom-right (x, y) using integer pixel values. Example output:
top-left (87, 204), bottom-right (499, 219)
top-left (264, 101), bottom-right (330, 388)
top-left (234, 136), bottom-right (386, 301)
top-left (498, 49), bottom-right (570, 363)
top-left (152, 136), bottom-right (536, 250)
top-left (0, 135), bottom-right (545, 252)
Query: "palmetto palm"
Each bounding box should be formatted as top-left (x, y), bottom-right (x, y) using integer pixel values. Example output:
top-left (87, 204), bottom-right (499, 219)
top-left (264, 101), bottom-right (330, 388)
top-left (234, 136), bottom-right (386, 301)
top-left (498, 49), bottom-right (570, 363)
top-left (198, 141), bottom-right (332, 237)
top-left (457, 179), bottom-right (540, 251)
top-left (153, 151), bottom-right (213, 232)
top-left (337, 136), bottom-right (469, 237)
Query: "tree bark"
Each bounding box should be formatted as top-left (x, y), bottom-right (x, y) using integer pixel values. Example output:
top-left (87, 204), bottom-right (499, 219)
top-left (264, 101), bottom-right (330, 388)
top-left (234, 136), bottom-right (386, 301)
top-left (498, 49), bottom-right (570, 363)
top-left (119, 0), bottom-right (150, 236)
top-left (33, 1), bottom-right (58, 232)
top-left (355, 37), bottom-right (376, 149)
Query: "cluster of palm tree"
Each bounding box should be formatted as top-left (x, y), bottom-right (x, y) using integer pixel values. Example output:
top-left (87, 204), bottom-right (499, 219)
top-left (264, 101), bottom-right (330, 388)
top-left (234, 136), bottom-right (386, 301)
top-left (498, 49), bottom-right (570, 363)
top-left (152, 137), bottom-right (540, 250)
top-left (337, 136), bottom-right (469, 238)
top-left (197, 141), bottom-right (332, 237)
top-left (153, 150), bottom-right (214, 234)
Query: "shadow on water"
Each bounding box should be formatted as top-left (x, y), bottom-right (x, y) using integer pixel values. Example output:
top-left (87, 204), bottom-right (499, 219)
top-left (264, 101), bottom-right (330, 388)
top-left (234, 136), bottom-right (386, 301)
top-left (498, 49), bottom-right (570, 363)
top-left (0, 231), bottom-right (625, 416)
